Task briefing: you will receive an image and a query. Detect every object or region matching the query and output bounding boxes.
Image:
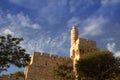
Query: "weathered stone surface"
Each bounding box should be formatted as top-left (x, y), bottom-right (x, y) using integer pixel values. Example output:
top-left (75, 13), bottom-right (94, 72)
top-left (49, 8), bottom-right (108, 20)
top-left (25, 52), bottom-right (72, 80)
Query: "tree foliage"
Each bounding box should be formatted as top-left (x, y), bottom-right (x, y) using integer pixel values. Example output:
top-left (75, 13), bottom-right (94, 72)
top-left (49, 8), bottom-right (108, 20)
top-left (76, 50), bottom-right (120, 80)
top-left (0, 71), bottom-right (24, 80)
top-left (0, 34), bottom-right (30, 73)
top-left (54, 62), bottom-right (75, 80)
top-left (11, 71), bottom-right (24, 78)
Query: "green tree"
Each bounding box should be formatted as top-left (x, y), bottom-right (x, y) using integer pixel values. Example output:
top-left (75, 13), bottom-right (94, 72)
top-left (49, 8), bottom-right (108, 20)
top-left (11, 71), bottom-right (25, 78)
top-left (76, 50), bottom-right (120, 80)
top-left (0, 34), bottom-right (30, 73)
top-left (54, 62), bottom-right (75, 80)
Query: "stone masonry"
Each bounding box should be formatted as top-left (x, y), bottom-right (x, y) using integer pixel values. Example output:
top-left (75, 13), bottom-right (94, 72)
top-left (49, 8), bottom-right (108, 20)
top-left (25, 52), bottom-right (72, 80)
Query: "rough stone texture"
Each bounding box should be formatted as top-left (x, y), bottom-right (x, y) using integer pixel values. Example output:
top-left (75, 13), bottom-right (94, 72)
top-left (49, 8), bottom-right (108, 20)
top-left (25, 52), bottom-right (72, 80)
top-left (70, 25), bottom-right (97, 72)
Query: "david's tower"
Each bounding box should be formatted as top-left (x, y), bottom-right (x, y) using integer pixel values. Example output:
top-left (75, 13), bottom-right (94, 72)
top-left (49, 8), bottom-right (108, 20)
top-left (70, 25), bottom-right (78, 60)
top-left (70, 25), bottom-right (80, 73)
top-left (70, 25), bottom-right (97, 79)
top-left (70, 25), bottom-right (78, 46)
top-left (70, 26), bottom-right (79, 61)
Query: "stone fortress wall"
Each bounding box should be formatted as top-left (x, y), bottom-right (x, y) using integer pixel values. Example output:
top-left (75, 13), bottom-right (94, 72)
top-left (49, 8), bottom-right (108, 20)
top-left (25, 52), bottom-right (72, 80)
top-left (25, 26), bottom-right (98, 80)
top-left (77, 38), bottom-right (97, 56)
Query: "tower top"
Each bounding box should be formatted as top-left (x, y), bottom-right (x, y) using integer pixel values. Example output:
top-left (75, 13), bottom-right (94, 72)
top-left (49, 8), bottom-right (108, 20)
top-left (70, 25), bottom-right (78, 46)
top-left (72, 25), bottom-right (77, 29)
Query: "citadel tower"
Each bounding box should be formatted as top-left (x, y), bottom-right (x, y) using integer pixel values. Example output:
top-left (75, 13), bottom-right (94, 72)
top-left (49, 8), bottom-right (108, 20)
top-left (70, 25), bottom-right (97, 72)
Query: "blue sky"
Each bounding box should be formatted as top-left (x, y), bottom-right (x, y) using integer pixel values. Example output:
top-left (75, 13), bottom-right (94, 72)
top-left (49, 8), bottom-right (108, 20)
top-left (0, 0), bottom-right (120, 74)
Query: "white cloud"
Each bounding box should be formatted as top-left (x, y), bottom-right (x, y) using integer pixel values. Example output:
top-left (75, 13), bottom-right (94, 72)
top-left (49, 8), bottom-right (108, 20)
top-left (0, 12), bottom-right (41, 37)
top-left (50, 33), bottom-right (68, 47)
top-left (0, 10), bottom-right (69, 56)
top-left (107, 42), bottom-right (116, 52)
top-left (80, 16), bottom-right (107, 37)
top-left (0, 11), bottom-right (43, 54)
top-left (42, 32), bottom-right (68, 54)
top-left (115, 52), bottom-right (120, 57)
top-left (107, 42), bottom-right (120, 57)
top-left (6, 13), bottom-right (41, 29)
top-left (82, 25), bottom-right (102, 36)
top-left (67, 17), bottom-right (81, 25)
top-left (21, 32), bottom-right (69, 55)
top-left (106, 37), bottom-right (114, 42)
top-left (32, 24), bottom-right (40, 29)
top-left (67, 17), bottom-right (81, 28)
top-left (102, 0), bottom-right (120, 5)
top-left (3, 29), bottom-right (14, 35)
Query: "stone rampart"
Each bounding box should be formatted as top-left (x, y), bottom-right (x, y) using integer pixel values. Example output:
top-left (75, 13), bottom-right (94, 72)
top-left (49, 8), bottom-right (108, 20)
top-left (25, 52), bottom-right (72, 80)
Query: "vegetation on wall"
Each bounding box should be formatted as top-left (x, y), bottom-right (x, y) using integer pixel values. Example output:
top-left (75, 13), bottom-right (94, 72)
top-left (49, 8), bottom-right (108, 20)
top-left (11, 71), bottom-right (24, 78)
top-left (76, 50), bottom-right (120, 80)
top-left (0, 71), bottom-right (24, 80)
top-left (54, 62), bottom-right (75, 80)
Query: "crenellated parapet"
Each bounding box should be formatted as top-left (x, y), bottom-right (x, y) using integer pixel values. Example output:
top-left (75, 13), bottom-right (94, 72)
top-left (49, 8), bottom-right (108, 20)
top-left (25, 52), bottom-right (72, 80)
top-left (30, 52), bottom-right (71, 65)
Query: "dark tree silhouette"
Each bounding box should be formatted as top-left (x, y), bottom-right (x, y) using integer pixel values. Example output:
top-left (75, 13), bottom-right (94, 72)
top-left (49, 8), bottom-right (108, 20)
top-left (0, 34), bottom-right (30, 73)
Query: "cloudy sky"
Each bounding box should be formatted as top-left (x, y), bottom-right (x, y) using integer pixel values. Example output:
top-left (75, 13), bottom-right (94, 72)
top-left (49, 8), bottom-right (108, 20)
top-left (0, 0), bottom-right (120, 74)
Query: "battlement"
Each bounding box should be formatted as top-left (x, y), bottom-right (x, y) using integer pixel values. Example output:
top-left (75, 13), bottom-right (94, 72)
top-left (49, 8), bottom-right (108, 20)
top-left (79, 38), bottom-right (96, 44)
top-left (31, 52), bottom-right (71, 64)
top-left (25, 52), bottom-right (72, 80)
